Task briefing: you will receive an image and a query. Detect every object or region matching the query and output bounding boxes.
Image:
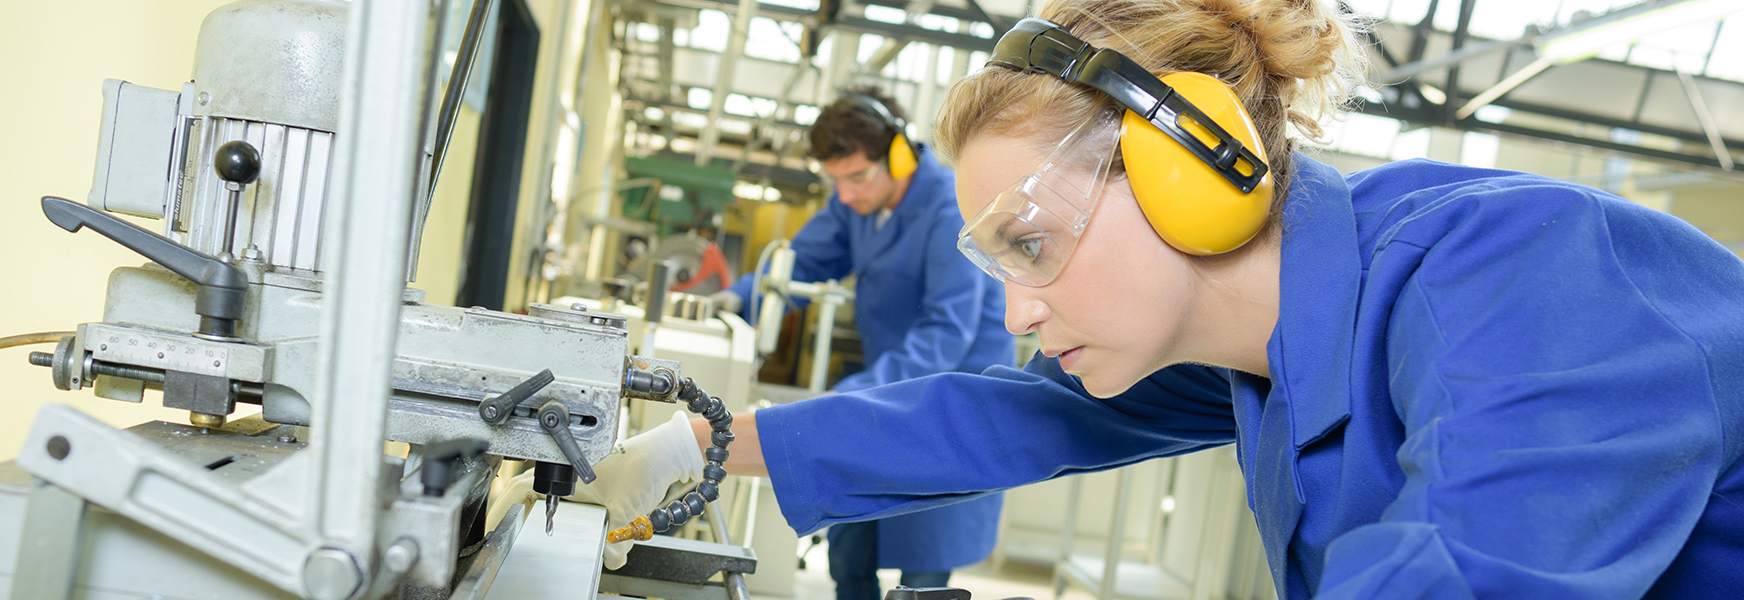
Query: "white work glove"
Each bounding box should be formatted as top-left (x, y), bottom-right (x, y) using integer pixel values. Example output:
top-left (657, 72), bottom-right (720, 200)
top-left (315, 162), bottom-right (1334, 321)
top-left (568, 411), bottom-right (705, 569)
top-left (708, 289), bottom-right (743, 314)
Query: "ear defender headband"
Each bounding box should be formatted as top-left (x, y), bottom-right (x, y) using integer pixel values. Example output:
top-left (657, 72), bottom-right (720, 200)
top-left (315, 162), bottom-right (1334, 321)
top-left (843, 93), bottom-right (921, 180)
top-left (988, 17), bottom-right (1273, 255)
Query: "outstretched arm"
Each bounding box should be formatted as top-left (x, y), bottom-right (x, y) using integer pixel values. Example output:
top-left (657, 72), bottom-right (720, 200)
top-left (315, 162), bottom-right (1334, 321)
top-left (691, 412), bottom-right (767, 478)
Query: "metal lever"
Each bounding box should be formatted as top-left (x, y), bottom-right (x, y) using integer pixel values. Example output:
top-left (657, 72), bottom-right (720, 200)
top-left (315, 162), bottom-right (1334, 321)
top-left (478, 369), bottom-right (554, 424)
top-left (41, 196), bottom-right (249, 340)
top-left (536, 400), bottom-right (596, 484)
top-left (213, 140), bottom-right (261, 259)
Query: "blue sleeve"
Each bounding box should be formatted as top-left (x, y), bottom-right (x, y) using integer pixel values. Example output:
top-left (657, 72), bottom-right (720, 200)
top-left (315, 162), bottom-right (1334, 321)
top-left (832, 215), bottom-right (995, 393)
top-left (1317, 189), bottom-right (1728, 598)
top-left (757, 355), bottom-right (1236, 535)
top-left (727, 199), bottom-right (854, 317)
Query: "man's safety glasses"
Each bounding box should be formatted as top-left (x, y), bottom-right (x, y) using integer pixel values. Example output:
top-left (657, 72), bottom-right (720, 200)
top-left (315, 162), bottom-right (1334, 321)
top-left (956, 107), bottom-right (1123, 287)
top-left (821, 162), bottom-right (885, 193)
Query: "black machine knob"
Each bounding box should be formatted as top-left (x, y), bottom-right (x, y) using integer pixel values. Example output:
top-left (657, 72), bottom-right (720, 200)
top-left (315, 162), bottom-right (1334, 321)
top-left (420, 438), bottom-right (491, 497)
top-left (42, 196), bottom-right (248, 339)
top-left (214, 140), bottom-right (262, 188)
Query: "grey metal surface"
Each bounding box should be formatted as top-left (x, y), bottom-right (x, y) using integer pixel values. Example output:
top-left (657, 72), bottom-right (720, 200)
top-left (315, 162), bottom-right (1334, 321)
top-left (0, 461), bottom-right (302, 600)
top-left (453, 502), bottom-right (531, 600)
top-left (175, 116), bottom-right (337, 271)
top-left (606, 534), bottom-right (758, 585)
top-left (8, 480), bottom-right (86, 600)
top-left (482, 502), bottom-right (607, 599)
top-left (7, 0), bottom-right (659, 597)
top-left (163, 370), bottom-right (236, 417)
top-left (191, 0), bottom-right (347, 132)
top-left (0, 415), bottom-right (505, 599)
top-left (382, 450), bottom-right (496, 588)
top-left (89, 79), bottom-right (181, 218)
top-left (127, 418), bottom-right (306, 484)
top-left (93, 260), bottom-right (629, 466)
top-left (84, 321), bottom-right (267, 382)
top-left (306, 0), bottom-right (436, 590)
top-left (17, 404), bottom-right (321, 594)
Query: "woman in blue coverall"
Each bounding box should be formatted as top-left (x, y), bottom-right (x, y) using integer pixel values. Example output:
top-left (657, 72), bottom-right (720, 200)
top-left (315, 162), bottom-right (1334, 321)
top-left (580, 91), bottom-right (1012, 596)
top-left (577, 0), bottom-right (1744, 597)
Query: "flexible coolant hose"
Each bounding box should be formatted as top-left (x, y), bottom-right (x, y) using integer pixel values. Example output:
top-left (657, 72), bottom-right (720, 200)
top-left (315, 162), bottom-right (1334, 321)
top-left (0, 331), bottom-right (74, 351)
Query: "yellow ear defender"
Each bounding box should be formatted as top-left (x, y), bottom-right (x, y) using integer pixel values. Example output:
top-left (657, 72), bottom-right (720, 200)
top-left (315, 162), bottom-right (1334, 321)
top-left (988, 18), bottom-right (1273, 255)
top-left (844, 93), bottom-right (920, 180)
top-left (1121, 72), bottom-right (1272, 255)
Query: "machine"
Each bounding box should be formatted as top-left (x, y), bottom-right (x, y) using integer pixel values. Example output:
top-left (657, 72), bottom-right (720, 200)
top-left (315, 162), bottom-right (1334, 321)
top-left (0, 1), bottom-right (752, 598)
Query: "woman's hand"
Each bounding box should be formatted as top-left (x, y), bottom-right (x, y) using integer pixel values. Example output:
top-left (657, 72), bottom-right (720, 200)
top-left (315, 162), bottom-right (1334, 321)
top-left (567, 411), bottom-right (704, 569)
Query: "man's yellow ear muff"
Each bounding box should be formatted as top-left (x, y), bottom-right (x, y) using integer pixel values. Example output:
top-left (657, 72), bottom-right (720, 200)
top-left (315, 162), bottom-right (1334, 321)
top-left (1120, 72), bottom-right (1273, 255)
top-left (888, 132), bottom-right (918, 180)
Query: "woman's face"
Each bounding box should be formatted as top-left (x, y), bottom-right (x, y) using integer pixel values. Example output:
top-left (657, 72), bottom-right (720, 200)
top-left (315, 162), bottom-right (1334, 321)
top-left (957, 132), bottom-right (1204, 398)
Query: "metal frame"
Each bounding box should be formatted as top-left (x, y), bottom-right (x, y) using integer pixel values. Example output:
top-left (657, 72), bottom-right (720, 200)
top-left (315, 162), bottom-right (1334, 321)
top-left (1359, 3), bottom-right (1744, 171)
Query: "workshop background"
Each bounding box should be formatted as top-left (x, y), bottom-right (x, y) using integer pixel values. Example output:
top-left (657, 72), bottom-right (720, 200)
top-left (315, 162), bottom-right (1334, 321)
top-left (1, 0), bottom-right (1741, 599)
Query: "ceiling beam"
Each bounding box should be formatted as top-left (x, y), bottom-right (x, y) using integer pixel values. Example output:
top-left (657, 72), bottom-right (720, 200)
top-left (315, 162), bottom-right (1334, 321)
top-left (1354, 98), bottom-right (1740, 172)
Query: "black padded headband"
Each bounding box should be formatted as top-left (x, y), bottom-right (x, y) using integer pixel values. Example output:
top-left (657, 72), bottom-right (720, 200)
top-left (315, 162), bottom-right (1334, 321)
top-left (988, 17), bottom-right (1268, 193)
top-left (843, 93), bottom-right (906, 137)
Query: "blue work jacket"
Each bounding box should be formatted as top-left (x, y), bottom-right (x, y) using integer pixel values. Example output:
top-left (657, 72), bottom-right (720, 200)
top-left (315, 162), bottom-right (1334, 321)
top-left (756, 154), bottom-right (1744, 598)
top-left (728, 145), bottom-right (1012, 571)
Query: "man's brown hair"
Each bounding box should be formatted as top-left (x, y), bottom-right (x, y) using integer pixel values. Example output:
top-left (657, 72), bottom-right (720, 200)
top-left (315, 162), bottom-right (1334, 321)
top-left (807, 86), bottom-right (909, 163)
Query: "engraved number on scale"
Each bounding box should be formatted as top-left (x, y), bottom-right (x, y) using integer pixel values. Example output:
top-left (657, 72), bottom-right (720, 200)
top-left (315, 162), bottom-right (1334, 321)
top-left (101, 330), bottom-right (228, 376)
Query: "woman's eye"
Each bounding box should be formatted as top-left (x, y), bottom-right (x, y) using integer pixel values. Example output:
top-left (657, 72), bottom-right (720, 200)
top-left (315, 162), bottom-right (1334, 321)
top-left (1014, 236), bottom-right (1045, 261)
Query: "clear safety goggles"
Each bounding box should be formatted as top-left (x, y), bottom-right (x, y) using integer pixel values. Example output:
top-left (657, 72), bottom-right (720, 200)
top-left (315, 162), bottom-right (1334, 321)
top-left (956, 107), bottom-right (1124, 287)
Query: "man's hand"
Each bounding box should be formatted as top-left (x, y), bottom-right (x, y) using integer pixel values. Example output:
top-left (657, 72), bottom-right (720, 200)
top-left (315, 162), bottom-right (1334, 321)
top-left (708, 289), bottom-right (742, 314)
top-left (568, 411), bottom-right (705, 569)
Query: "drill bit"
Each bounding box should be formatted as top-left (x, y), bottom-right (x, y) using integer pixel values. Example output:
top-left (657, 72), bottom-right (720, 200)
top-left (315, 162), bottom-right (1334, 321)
top-left (545, 494), bottom-right (557, 536)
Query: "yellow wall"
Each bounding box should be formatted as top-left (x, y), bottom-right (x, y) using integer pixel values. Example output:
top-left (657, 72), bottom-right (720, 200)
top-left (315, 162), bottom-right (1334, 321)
top-left (0, 0), bottom-right (237, 461)
top-left (415, 106), bottom-right (482, 306)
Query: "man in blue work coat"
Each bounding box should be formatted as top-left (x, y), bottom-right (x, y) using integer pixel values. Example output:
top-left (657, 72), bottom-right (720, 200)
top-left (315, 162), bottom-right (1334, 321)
top-left (711, 88), bottom-right (1013, 600)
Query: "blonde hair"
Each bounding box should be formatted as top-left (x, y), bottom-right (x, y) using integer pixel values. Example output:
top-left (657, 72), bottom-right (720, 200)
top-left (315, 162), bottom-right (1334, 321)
top-left (935, 0), bottom-right (1367, 225)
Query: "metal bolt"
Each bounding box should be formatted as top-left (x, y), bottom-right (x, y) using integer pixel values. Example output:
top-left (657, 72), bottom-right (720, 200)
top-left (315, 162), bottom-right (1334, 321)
top-left (46, 436), bottom-right (70, 460)
top-left (277, 433), bottom-right (297, 444)
top-left (214, 360), bottom-right (222, 367)
top-left (100, 344), bottom-right (107, 351)
top-left (243, 245), bottom-right (263, 261)
top-left (571, 303), bottom-right (587, 312)
top-left (482, 405), bottom-right (500, 421)
top-left (302, 548), bottom-right (363, 600)
top-left (198, 91), bottom-right (210, 106)
top-left (157, 352), bottom-right (165, 359)
top-left (383, 539), bottom-right (420, 575)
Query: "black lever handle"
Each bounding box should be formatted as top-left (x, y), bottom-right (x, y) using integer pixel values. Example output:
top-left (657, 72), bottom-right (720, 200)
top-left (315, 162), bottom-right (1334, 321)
top-left (884, 587), bottom-right (975, 600)
top-left (537, 400), bottom-right (597, 484)
top-left (478, 369), bottom-right (555, 425)
top-left (421, 438), bottom-right (491, 496)
top-left (42, 196), bottom-right (248, 339)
